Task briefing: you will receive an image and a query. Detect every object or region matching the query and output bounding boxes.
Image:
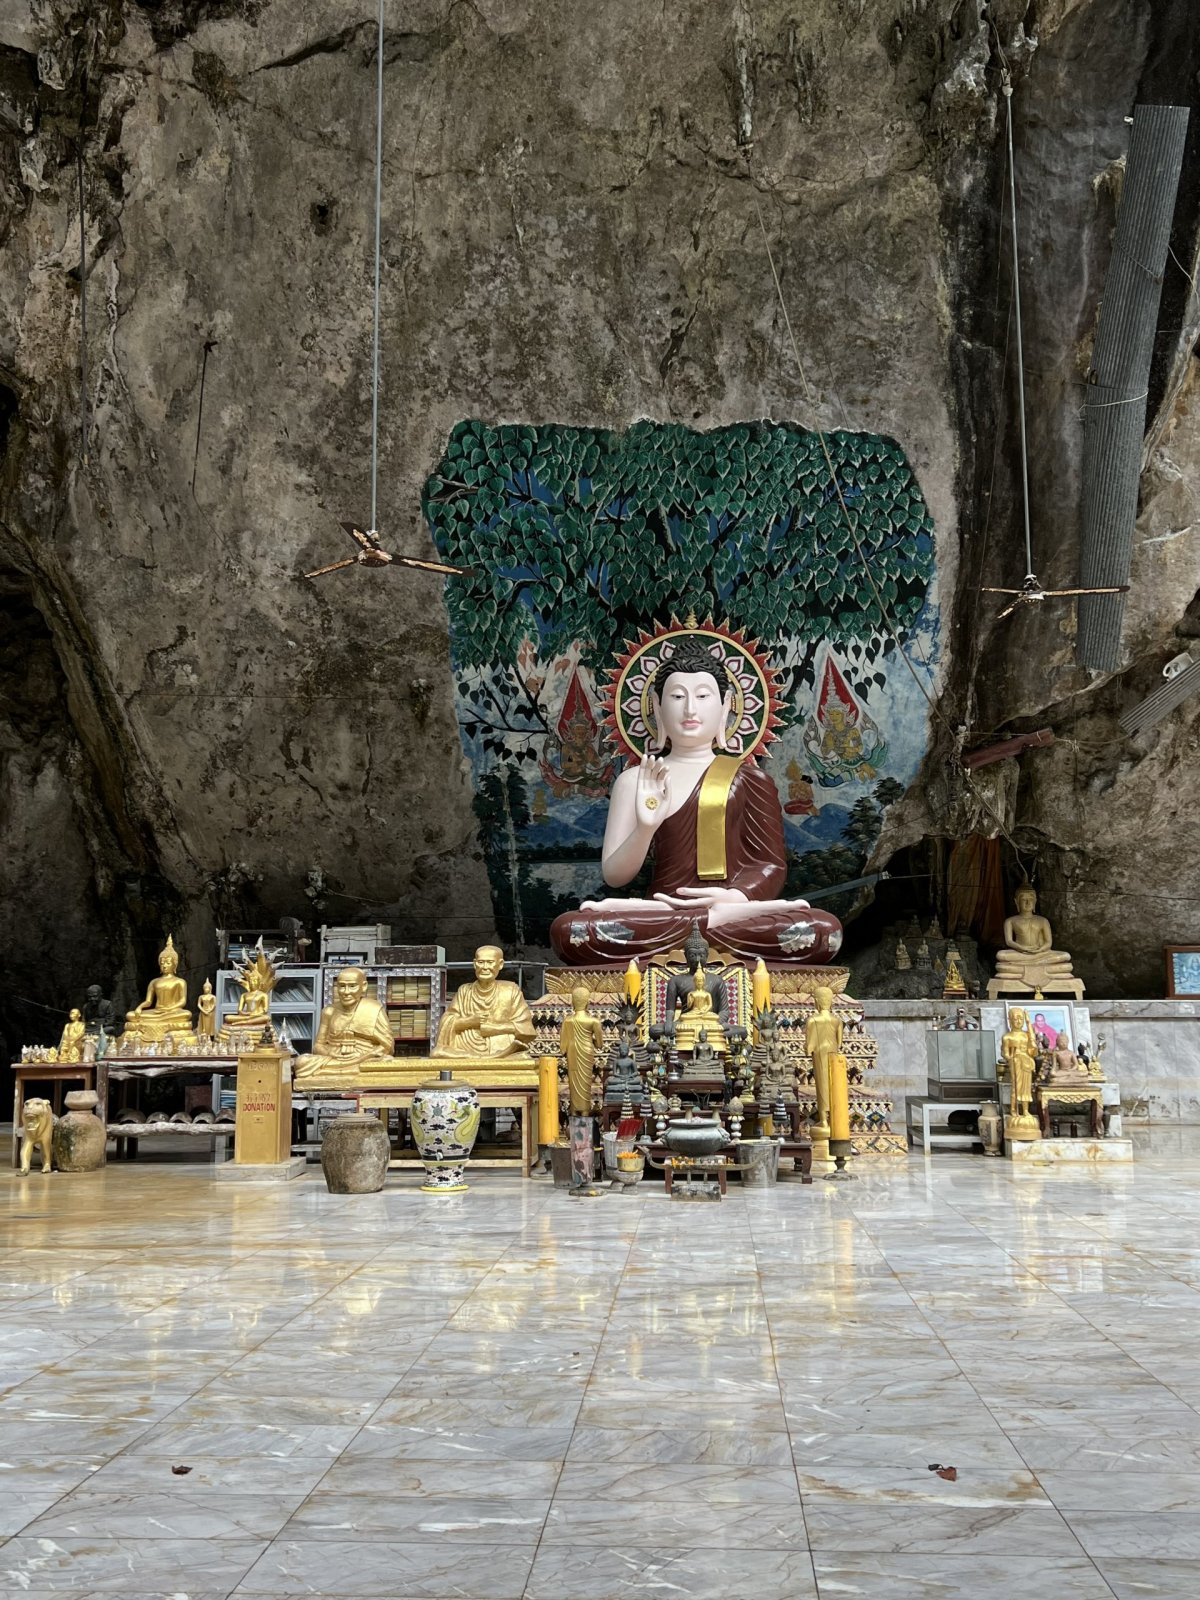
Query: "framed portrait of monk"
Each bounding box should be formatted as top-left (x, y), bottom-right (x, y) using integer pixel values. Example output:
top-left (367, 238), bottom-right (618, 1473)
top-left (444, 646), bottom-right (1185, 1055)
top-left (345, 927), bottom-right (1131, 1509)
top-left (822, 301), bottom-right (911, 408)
top-left (1165, 947), bottom-right (1200, 999)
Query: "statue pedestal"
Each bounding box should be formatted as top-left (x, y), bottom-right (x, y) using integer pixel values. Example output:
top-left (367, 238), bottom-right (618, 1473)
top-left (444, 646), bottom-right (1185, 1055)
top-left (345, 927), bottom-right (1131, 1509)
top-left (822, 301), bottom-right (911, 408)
top-left (987, 976), bottom-right (1085, 1001)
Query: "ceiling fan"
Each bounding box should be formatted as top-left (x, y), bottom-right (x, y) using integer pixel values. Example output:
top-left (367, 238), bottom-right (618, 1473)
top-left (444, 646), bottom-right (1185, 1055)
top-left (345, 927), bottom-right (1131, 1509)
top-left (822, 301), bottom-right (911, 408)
top-left (984, 571), bottom-right (1129, 621)
top-left (302, 2), bottom-right (470, 590)
top-left (304, 521), bottom-right (473, 581)
top-left (983, 72), bottom-right (1129, 624)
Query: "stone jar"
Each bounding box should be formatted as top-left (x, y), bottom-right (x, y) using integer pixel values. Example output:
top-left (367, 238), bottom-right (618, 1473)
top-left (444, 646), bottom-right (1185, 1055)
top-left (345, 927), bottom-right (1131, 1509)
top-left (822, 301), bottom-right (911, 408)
top-left (410, 1069), bottom-right (481, 1193)
top-left (976, 1101), bottom-right (1004, 1157)
top-left (52, 1090), bottom-right (106, 1172)
top-left (320, 1113), bottom-right (390, 1193)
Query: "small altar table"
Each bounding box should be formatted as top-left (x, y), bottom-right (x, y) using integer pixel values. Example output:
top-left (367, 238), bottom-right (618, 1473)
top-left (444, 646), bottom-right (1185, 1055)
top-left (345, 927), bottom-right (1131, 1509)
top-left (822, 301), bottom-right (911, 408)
top-left (11, 1064), bottom-right (96, 1168)
top-left (1035, 1083), bottom-right (1104, 1138)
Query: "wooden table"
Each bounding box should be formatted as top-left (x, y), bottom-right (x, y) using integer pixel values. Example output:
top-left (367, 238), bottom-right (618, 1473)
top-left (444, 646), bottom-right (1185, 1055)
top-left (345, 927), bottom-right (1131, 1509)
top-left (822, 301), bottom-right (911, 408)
top-left (1035, 1084), bottom-right (1104, 1138)
top-left (354, 1087), bottom-right (539, 1176)
top-left (11, 1064), bottom-right (96, 1168)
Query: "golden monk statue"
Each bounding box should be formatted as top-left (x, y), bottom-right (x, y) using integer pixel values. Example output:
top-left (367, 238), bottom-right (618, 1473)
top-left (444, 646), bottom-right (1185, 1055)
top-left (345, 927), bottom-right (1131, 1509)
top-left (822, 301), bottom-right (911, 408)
top-left (549, 631), bottom-right (841, 967)
top-left (58, 1009), bottom-right (86, 1064)
top-left (989, 886), bottom-right (1083, 999)
top-left (561, 985), bottom-right (605, 1115)
top-left (1001, 1006), bottom-right (1040, 1139)
top-left (435, 945), bottom-right (535, 1058)
top-left (805, 985), bottom-right (842, 1148)
top-left (123, 936), bottom-right (196, 1045)
top-left (294, 967), bottom-right (394, 1081)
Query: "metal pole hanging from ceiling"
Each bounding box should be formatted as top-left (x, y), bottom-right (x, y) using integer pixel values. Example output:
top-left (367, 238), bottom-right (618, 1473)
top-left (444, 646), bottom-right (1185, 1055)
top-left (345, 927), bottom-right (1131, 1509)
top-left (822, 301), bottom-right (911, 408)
top-left (1002, 75), bottom-right (1034, 583)
top-left (369, 0), bottom-right (385, 537)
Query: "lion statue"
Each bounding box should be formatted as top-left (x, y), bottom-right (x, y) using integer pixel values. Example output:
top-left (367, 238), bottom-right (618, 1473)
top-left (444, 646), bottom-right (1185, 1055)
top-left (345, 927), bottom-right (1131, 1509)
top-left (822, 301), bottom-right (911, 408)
top-left (19, 1097), bottom-right (55, 1175)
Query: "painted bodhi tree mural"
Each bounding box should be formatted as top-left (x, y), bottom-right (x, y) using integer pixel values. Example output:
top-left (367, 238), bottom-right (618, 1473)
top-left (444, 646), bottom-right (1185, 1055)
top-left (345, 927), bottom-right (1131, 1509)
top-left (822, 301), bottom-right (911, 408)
top-left (423, 420), bottom-right (939, 946)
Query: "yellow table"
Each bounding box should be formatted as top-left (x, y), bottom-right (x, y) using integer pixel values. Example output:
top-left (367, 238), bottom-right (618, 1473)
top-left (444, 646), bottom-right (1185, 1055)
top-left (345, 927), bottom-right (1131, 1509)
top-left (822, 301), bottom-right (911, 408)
top-left (353, 1087), bottom-right (539, 1176)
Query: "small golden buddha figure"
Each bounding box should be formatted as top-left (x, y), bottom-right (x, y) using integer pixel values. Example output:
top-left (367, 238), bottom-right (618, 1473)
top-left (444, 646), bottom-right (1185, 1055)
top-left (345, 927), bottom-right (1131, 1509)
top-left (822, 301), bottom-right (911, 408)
top-left (674, 987), bottom-right (728, 1056)
top-left (294, 967), bottom-right (395, 1082)
top-left (805, 985), bottom-right (843, 1145)
top-left (561, 985), bottom-right (604, 1116)
top-left (58, 1009), bottom-right (86, 1064)
top-left (123, 936), bottom-right (196, 1045)
top-left (197, 979), bottom-right (217, 1037)
top-left (1001, 1006), bottom-right (1040, 1139)
top-left (434, 945), bottom-right (535, 1058)
top-left (991, 886), bottom-right (1083, 998)
top-left (225, 946), bottom-right (276, 1036)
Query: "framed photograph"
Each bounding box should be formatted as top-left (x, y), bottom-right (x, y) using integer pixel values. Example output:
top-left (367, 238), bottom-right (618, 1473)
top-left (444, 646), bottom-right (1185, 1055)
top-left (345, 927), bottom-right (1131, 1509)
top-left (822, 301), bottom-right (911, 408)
top-left (1166, 947), bottom-right (1200, 999)
top-left (1006, 1000), bottom-right (1074, 1052)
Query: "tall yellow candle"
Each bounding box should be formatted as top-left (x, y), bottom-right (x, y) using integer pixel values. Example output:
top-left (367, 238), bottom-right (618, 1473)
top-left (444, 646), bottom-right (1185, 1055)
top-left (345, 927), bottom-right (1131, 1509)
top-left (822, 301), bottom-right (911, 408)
top-left (828, 1049), bottom-right (851, 1145)
top-left (537, 1055), bottom-right (560, 1145)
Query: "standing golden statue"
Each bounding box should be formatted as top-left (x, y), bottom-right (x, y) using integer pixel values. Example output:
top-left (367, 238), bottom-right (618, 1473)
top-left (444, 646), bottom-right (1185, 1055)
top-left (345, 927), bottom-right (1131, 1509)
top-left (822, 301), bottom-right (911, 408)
top-left (1001, 1006), bottom-right (1041, 1140)
top-left (805, 986), bottom-right (842, 1157)
top-left (294, 968), bottom-right (394, 1082)
top-left (560, 985), bottom-right (605, 1115)
top-left (989, 885), bottom-right (1084, 999)
top-left (122, 936), bottom-right (196, 1045)
top-left (434, 946), bottom-right (535, 1058)
top-left (197, 979), bottom-right (217, 1037)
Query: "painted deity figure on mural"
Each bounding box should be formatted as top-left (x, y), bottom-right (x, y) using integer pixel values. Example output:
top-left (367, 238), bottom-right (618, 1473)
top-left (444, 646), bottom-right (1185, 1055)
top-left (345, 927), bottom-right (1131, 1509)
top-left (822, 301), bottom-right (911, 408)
top-left (550, 630), bottom-right (842, 967)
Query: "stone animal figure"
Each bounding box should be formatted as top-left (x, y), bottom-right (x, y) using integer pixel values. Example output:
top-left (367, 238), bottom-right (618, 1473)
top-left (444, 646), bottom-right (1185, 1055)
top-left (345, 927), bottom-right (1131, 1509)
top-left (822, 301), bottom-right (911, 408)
top-left (20, 1098), bottom-right (55, 1175)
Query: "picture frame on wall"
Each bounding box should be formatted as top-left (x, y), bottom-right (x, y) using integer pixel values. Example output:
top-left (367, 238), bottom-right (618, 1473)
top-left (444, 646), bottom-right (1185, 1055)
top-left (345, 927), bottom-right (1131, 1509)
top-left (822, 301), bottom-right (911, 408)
top-left (1006, 1000), bottom-right (1074, 1052)
top-left (1165, 947), bottom-right (1200, 999)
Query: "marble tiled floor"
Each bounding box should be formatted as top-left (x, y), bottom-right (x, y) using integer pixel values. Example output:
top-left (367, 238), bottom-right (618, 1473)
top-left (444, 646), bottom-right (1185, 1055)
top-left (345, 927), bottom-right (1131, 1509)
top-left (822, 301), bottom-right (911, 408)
top-left (2, 1151), bottom-right (1199, 1598)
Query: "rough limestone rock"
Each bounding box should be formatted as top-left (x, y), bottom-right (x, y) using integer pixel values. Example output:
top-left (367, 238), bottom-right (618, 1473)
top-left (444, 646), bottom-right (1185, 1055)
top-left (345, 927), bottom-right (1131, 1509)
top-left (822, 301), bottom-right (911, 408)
top-left (0, 0), bottom-right (1196, 1029)
top-left (319, 1111), bottom-right (389, 1193)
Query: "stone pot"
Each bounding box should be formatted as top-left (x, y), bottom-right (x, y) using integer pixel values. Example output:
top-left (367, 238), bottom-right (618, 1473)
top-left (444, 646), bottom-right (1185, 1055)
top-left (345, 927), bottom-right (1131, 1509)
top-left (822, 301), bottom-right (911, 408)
top-left (52, 1090), bottom-right (106, 1173)
top-left (549, 1143), bottom-right (574, 1188)
top-left (737, 1137), bottom-right (780, 1188)
top-left (320, 1113), bottom-right (390, 1193)
top-left (410, 1070), bottom-right (481, 1193)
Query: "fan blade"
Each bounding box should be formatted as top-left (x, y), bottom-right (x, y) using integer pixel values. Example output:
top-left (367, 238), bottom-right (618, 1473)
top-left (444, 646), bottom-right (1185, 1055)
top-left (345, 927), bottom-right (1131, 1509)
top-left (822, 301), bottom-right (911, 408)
top-left (339, 520), bottom-right (382, 552)
top-left (982, 587), bottom-right (1024, 595)
top-left (394, 555), bottom-right (478, 578)
top-left (994, 598), bottom-right (1024, 620)
top-left (303, 557), bottom-right (359, 579)
top-left (1041, 585), bottom-right (1131, 597)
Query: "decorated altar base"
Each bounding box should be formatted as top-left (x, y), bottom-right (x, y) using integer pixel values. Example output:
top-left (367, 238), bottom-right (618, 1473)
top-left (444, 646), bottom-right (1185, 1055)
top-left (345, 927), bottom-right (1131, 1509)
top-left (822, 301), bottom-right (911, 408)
top-left (532, 966), bottom-right (906, 1158)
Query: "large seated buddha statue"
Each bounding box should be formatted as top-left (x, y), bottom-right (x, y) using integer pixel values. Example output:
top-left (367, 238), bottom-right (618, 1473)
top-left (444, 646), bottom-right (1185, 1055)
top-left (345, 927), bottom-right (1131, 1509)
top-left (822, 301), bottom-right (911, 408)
top-left (122, 935), bottom-right (196, 1046)
top-left (549, 625), bottom-right (842, 968)
top-left (987, 885), bottom-right (1084, 1000)
top-left (294, 967), bottom-right (395, 1082)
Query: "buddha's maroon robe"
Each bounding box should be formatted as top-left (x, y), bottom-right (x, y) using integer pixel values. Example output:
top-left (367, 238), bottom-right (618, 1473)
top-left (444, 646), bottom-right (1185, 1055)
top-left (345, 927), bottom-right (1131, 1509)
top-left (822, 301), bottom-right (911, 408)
top-left (549, 760), bottom-right (842, 967)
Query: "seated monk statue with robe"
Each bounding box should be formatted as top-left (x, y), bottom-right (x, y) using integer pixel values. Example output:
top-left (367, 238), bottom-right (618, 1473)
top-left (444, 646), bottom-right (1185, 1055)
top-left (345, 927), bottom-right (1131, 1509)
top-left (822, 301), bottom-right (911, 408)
top-left (295, 967), bottom-right (395, 1081)
top-left (435, 945), bottom-right (535, 1058)
top-left (549, 635), bottom-right (842, 967)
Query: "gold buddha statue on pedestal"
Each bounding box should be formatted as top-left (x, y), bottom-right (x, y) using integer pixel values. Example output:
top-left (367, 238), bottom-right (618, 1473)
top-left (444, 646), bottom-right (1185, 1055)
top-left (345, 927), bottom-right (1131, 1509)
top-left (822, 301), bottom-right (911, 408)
top-left (294, 968), bottom-right (395, 1084)
top-left (988, 886), bottom-right (1084, 1000)
top-left (122, 936), bottom-right (196, 1046)
top-left (674, 987), bottom-right (728, 1057)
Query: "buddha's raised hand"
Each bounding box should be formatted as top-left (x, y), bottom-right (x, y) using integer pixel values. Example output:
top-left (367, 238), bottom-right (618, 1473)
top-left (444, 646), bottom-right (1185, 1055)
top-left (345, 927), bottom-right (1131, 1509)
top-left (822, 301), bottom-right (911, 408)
top-left (634, 755), bottom-right (671, 828)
